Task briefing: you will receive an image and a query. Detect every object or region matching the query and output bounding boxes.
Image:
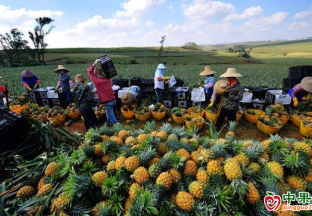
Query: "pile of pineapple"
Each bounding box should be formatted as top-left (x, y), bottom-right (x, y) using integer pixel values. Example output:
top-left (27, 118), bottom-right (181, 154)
top-left (151, 103), bottom-right (167, 113)
top-left (171, 107), bottom-right (188, 117)
top-left (95, 104), bottom-right (106, 121)
top-left (134, 105), bottom-right (150, 115)
top-left (13, 121), bottom-right (312, 215)
top-left (10, 93), bottom-right (29, 106)
top-left (65, 103), bottom-right (80, 115)
top-left (258, 105), bottom-right (285, 128)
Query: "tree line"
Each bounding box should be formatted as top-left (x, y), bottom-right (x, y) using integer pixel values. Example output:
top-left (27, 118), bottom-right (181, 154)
top-left (0, 17), bottom-right (54, 67)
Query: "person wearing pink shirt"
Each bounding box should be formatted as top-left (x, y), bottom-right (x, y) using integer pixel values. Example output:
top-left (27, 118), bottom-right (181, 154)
top-left (88, 59), bottom-right (117, 126)
top-left (288, 77), bottom-right (312, 107)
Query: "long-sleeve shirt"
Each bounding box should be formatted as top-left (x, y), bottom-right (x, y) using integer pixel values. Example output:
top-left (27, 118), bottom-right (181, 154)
top-left (71, 82), bottom-right (94, 110)
top-left (88, 66), bottom-right (115, 103)
top-left (22, 76), bottom-right (40, 88)
top-left (289, 83), bottom-right (307, 99)
top-left (56, 74), bottom-right (74, 91)
top-left (204, 76), bottom-right (214, 94)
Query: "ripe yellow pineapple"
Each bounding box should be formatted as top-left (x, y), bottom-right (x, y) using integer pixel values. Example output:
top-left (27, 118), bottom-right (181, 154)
top-left (191, 150), bottom-right (201, 164)
top-left (184, 160), bottom-right (198, 176)
top-left (124, 197), bottom-right (132, 213)
top-left (133, 167), bottom-right (149, 184)
top-left (293, 142), bottom-right (312, 156)
top-left (169, 169), bottom-right (181, 183)
top-left (188, 181), bottom-right (204, 199)
top-left (45, 162), bottom-right (59, 176)
top-left (118, 130), bottom-right (130, 140)
top-left (189, 137), bottom-right (199, 144)
top-left (247, 182), bottom-right (260, 204)
top-left (102, 135), bottom-right (110, 142)
top-left (92, 171), bottom-right (108, 187)
top-left (304, 170), bottom-right (312, 182)
top-left (247, 162), bottom-right (261, 173)
top-left (115, 156), bottom-right (127, 170)
top-left (150, 131), bottom-right (158, 137)
top-left (176, 191), bottom-right (194, 211)
top-left (242, 140), bottom-right (254, 149)
top-left (261, 139), bottom-right (271, 152)
top-left (137, 134), bottom-right (148, 143)
top-left (50, 193), bottom-right (69, 213)
top-left (93, 201), bottom-right (108, 215)
top-left (101, 154), bottom-right (110, 164)
top-left (157, 142), bottom-right (168, 155)
top-left (16, 186), bottom-right (35, 198)
top-left (37, 184), bottom-right (52, 197)
top-left (157, 131), bottom-right (168, 141)
top-left (196, 170), bottom-right (209, 184)
top-left (266, 161), bottom-right (284, 179)
top-left (200, 149), bottom-right (213, 163)
top-left (181, 138), bottom-right (189, 144)
top-left (110, 136), bottom-right (123, 146)
top-left (233, 153), bottom-right (249, 166)
top-left (107, 160), bottom-right (116, 171)
top-left (287, 176), bottom-right (307, 190)
top-left (129, 183), bottom-right (141, 199)
top-left (125, 156), bottom-right (140, 172)
top-left (37, 177), bottom-right (45, 190)
top-left (216, 138), bottom-right (227, 144)
top-left (168, 134), bottom-right (178, 140)
top-left (224, 158), bottom-right (242, 181)
top-left (94, 144), bottom-right (104, 156)
top-left (177, 148), bottom-right (190, 160)
top-left (148, 157), bottom-right (160, 166)
top-left (125, 136), bottom-right (137, 146)
top-left (207, 160), bottom-right (223, 175)
top-left (156, 172), bottom-right (173, 190)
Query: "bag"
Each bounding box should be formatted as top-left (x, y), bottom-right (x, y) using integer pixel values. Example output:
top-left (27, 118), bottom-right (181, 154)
top-left (97, 55), bottom-right (118, 79)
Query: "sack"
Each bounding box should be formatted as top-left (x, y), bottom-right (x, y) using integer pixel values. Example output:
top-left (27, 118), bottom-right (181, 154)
top-left (97, 55), bottom-right (118, 79)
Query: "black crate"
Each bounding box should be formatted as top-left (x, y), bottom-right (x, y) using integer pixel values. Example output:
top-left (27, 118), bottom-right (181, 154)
top-left (177, 100), bottom-right (187, 108)
top-left (112, 78), bottom-right (129, 88)
top-left (141, 79), bottom-right (154, 86)
top-left (301, 66), bottom-right (312, 77)
top-left (250, 86), bottom-right (269, 99)
top-left (163, 100), bottom-right (173, 108)
top-left (130, 77), bottom-right (141, 86)
top-left (283, 77), bottom-right (302, 89)
top-left (141, 86), bottom-right (154, 93)
top-left (41, 98), bottom-right (50, 107)
top-left (289, 66), bottom-right (302, 78)
top-left (28, 91), bottom-right (39, 100)
top-left (97, 55), bottom-right (118, 79)
top-left (163, 91), bottom-right (174, 101)
top-left (175, 77), bottom-right (184, 87)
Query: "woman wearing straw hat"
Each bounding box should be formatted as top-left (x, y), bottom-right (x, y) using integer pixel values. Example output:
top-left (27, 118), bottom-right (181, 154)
top-left (154, 63), bottom-right (170, 103)
top-left (71, 74), bottom-right (98, 130)
top-left (288, 76), bottom-right (312, 107)
top-left (21, 70), bottom-right (41, 92)
top-left (54, 65), bottom-right (74, 103)
top-left (199, 66), bottom-right (216, 103)
top-left (121, 85), bottom-right (141, 107)
top-left (213, 68), bottom-right (244, 131)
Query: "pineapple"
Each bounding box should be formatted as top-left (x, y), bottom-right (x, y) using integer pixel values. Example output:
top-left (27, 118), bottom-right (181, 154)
top-left (233, 153), bottom-right (250, 166)
top-left (110, 136), bottom-right (123, 146)
top-left (124, 197), bottom-right (132, 213)
top-left (50, 193), bottom-right (69, 213)
top-left (101, 154), bottom-right (110, 164)
top-left (157, 131), bottom-right (168, 141)
top-left (167, 134), bottom-right (178, 141)
top-left (287, 176), bottom-right (307, 190)
top-left (37, 177), bottom-right (45, 190)
top-left (125, 136), bottom-right (137, 146)
top-left (261, 139), bottom-right (271, 152)
top-left (242, 140), bottom-right (254, 149)
top-left (129, 183), bottom-right (141, 199)
top-left (181, 137), bottom-right (190, 144)
top-left (188, 181), bottom-right (204, 199)
top-left (102, 135), bottom-right (110, 142)
top-left (266, 161), bottom-right (284, 179)
top-left (137, 134), bottom-right (148, 143)
top-left (144, 121), bottom-right (157, 133)
top-left (224, 158), bottom-right (242, 181)
top-left (293, 142), bottom-right (312, 156)
top-left (160, 123), bottom-right (172, 135)
top-left (169, 168), bottom-right (182, 183)
top-left (148, 163), bottom-right (162, 178)
top-left (16, 186), bottom-right (35, 198)
top-left (94, 144), bottom-right (104, 156)
top-left (247, 162), bottom-right (261, 173)
top-left (45, 162), bottom-right (59, 176)
top-left (259, 152), bottom-right (270, 163)
top-left (118, 130), bottom-right (130, 140)
top-left (191, 150), bottom-right (201, 164)
top-left (189, 137), bottom-right (199, 144)
top-left (157, 142), bottom-right (168, 155)
top-left (176, 191), bottom-right (194, 211)
top-left (92, 171), bottom-right (108, 187)
top-left (37, 184), bottom-right (52, 197)
top-left (133, 167), bottom-right (149, 184)
top-left (207, 160), bottom-right (223, 175)
top-left (107, 160), bottom-right (116, 171)
top-left (200, 149), bottom-right (213, 163)
top-left (151, 131), bottom-right (158, 137)
top-left (115, 156), bottom-right (126, 170)
top-left (184, 160), bottom-right (198, 176)
top-left (304, 170), bottom-right (312, 182)
top-left (247, 182), bottom-right (260, 204)
top-left (226, 121), bottom-right (237, 137)
top-left (125, 156), bottom-right (140, 172)
top-left (156, 172), bottom-right (173, 190)
top-left (196, 169), bottom-right (209, 184)
top-left (148, 157), bottom-right (160, 166)
top-left (93, 201), bottom-right (108, 215)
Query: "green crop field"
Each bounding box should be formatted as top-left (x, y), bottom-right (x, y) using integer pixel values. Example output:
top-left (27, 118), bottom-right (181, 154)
top-left (1, 40), bottom-right (312, 96)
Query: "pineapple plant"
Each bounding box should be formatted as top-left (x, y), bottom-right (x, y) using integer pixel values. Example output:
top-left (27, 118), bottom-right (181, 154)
top-left (226, 121), bottom-right (237, 138)
top-left (184, 160), bottom-right (198, 176)
top-left (16, 186), bottom-right (36, 198)
top-left (196, 169), bottom-right (209, 184)
top-left (45, 162), bottom-right (59, 176)
top-left (133, 167), bottom-right (149, 184)
top-left (207, 160), bottom-right (223, 175)
top-left (246, 182), bottom-right (260, 204)
top-left (37, 184), bottom-right (52, 197)
top-left (156, 172), bottom-right (173, 190)
top-left (125, 156), bottom-right (140, 172)
top-left (115, 156), bottom-right (127, 170)
top-left (169, 168), bottom-right (182, 183)
top-left (92, 171), bottom-right (108, 187)
top-left (176, 191), bottom-right (194, 211)
top-left (224, 158), bottom-right (242, 181)
top-left (188, 181), bottom-right (204, 199)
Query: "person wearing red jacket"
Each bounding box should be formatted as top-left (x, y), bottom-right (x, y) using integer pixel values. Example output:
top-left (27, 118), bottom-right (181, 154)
top-left (88, 59), bottom-right (117, 126)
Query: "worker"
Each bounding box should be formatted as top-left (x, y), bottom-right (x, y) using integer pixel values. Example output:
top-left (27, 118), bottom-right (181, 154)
top-left (121, 85), bottom-right (141, 108)
top-left (0, 76), bottom-right (8, 106)
top-left (288, 76), bottom-right (312, 107)
top-left (0, 76), bottom-right (6, 94)
top-left (88, 59), bottom-right (117, 126)
top-left (209, 68), bottom-right (244, 131)
top-left (21, 70), bottom-right (40, 92)
top-left (154, 63), bottom-right (170, 103)
top-left (71, 74), bottom-right (98, 130)
top-left (199, 66), bottom-right (216, 103)
top-left (54, 65), bottom-right (74, 103)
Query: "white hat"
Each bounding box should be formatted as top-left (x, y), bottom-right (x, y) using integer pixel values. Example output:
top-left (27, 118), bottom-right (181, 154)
top-left (220, 68), bottom-right (242, 78)
top-left (157, 63), bottom-right (166, 69)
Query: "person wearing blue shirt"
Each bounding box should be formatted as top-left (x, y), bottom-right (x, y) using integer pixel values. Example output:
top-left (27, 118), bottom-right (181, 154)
top-left (21, 70), bottom-right (40, 92)
top-left (199, 66), bottom-right (216, 104)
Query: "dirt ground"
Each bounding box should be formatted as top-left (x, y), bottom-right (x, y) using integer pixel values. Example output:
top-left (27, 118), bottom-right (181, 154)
top-left (62, 112), bottom-right (305, 141)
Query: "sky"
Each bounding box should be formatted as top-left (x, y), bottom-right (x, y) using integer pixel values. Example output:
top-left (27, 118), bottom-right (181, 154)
top-left (0, 0), bottom-right (312, 48)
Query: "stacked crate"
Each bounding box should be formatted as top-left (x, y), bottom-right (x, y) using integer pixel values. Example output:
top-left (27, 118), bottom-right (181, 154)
top-left (283, 66), bottom-right (312, 93)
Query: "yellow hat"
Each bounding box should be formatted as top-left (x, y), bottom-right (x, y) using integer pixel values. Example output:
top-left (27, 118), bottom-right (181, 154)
top-left (54, 65), bottom-right (69, 73)
top-left (301, 76), bottom-right (312, 93)
top-left (220, 68), bottom-right (242, 78)
top-left (199, 66), bottom-right (216, 76)
top-left (214, 80), bottom-right (227, 94)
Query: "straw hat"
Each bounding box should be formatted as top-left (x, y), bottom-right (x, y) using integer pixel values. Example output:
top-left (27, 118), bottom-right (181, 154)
top-left (54, 65), bottom-right (69, 73)
top-left (121, 93), bottom-right (134, 105)
top-left (301, 76), bottom-right (312, 93)
top-left (157, 63), bottom-right (166, 70)
top-left (21, 70), bottom-right (35, 78)
top-left (75, 74), bottom-right (86, 83)
top-left (214, 80), bottom-right (227, 94)
top-left (199, 66), bottom-right (216, 76)
top-left (220, 68), bottom-right (242, 78)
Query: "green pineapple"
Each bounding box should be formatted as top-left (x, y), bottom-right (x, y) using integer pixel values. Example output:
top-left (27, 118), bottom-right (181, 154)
top-left (99, 125), bottom-right (114, 136)
top-left (138, 147), bottom-right (156, 165)
top-left (129, 189), bottom-right (158, 216)
top-left (283, 151), bottom-right (310, 177)
top-left (144, 121), bottom-right (157, 133)
top-left (148, 163), bottom-right (163, 178)
top-left (160, 123), bottom-right (172, 134)
top-left (83, 145), bottom-right (95, 157)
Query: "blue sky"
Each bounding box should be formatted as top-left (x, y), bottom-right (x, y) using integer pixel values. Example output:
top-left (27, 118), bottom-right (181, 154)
top-left (0, 0), bottom-right (312, 47)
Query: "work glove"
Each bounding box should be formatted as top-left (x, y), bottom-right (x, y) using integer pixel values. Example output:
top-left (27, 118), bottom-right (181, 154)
top-left (33, 84), bottom-right (38, 89)
top-left (163, 77), bottom-right (170, 81)
top-left (293, 97), bottom-right (299, 107)
top-left (55, 86), bottom-right (60, 93)
top-left (208, 101), bottom-right (214, 108)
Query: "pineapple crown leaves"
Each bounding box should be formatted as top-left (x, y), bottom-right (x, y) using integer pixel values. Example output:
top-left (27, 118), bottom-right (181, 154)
top-left (230, 179), bottom-right (248, 197)
top-left (284, 137), bottom-right (298, 144)
top-left (170, 153), bottom-right (186, 170)
top-left (144, 121), bottom-right (157, 133)
top-left (101, 176), bottom-right (120, 197)
top-left (63, 174), bottom-right (93, 201)
top-left (207, 174), bottom-right (227, 189)
top-left (228, 121), bottom-right (238, 132)
top-left (82, 145), bottom-right (95, 157)
top-left (63, 203), bottom-right (92, 216)
top-left (100, 141), bottom-right (118, 155)
top-left (129, 189), bottom-right (159, 216)
top-left (160, 123), bottom-right (172, 134)
top-left (269, 139), bottom-right (291, 155)
top-left (138, 147), bottom-right (156, 165)
top-left (252, 200), bottom-right (274, 216)
top-left (69, 150), bottom-right (86, 166)
top-left (85, 128), bottom-right (102, 144)
top-left (259, 177), bottom-right (281, 197)
top-left (192, 200), bottom-right (216, 216)
top-left (112, 122), bottom-right (124, 133)
top-left (118, 145), bottom-right (134, 158)
top-left (107, 194), bottom-right (125, 216)
top-left (210, 143), bottom-right (227, 158)
top-left (99, 125), bottom-right (114, 136)
top-left (180, 142), bottom-right (193, 153)
top-left (228, 140), bottom-right (243, 156)
top-left (97, 204), bottom-right (113, 216)
top-left (171, 127), bottom-right (187, 138)
top-left (203, 185), bottom-right (233, 213)
top-left (80, 160), bottom-right (99, 175)
top-left (165, 139), bottom-right (180, 151)
top-left (244, 143), bottom-right (264, 161)
top-left (282, 151), bottom-right (311, 177)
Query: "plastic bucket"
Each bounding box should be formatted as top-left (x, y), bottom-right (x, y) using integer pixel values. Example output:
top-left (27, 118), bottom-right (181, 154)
top-left (300, 121), bottom-right (312, 138)
top-left (135, 111), bottom-right (151, 122)
top-left (236, 112), bottom-right (243, 122)
top-left (204, 110), bottom-right (217, 124)
top-left (151, 110), bottom-right (166, 121)
top-left (9, 105), bottom-right (22, 114)
top-left (188, 107), bottom-right (204, 117)
top-left (185, 116), bottom-right (204, 130)
top-left (68, 112), bottom-right (81, 120)
top-left (290, 114), bottom-right (304, 128)
top-left (48, 114), bottom-right (67, 126)
top-left (244, 109), bottom-right (264, 124)
top-left (257, 121), bottom-right (282, 135)
top-left (121, 106), bottom-right (135, 119)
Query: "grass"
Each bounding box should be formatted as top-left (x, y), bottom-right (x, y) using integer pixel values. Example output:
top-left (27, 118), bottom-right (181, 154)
top-left (1, 41), bottom-right (311, 96)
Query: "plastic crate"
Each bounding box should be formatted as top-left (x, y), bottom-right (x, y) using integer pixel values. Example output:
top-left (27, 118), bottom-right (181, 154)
top-left (112, 78), bottom-right (129, 88)
top-left (177, 100), bottom-right (187, 108)
top-left (301, 66), bottom-right (312, 77)
top-left (265, 89), bottom-right (291, 105)
top-left (130, 77), bottom-right (141, 86)
top-left (97, 55), bottom-right (118, 79)
top-left (163, 100), bottom-right (173, 108)
top-left (283, 77), bottom-right (301, 89)
top-left (289, 66), bottom-right (302, 78)
top-left (141, 79), bottom-right (154, 86)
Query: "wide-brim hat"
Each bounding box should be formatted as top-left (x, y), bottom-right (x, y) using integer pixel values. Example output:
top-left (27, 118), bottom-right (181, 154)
top-left (220, 68), bottom-right (242, 78)
top-left (157, 63), bottom-right (166, 70)
top-left (301, 76), bottom-right (312, 93)
top-left (75, 74), bottom-right (86, 83)
top-left (54, 65), bottom-right (69, 73)
top-left (199, 66), bottom-right (216, 76)
top-left (214, 80), bottom-right (227, 94)
top-left (21, 70), bottom-right (35, 78)
top-left (121, 93), bottom-right (134, 105)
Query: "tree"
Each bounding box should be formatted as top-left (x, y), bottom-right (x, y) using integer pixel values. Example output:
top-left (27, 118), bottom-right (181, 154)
top-left (0, 28), bottom-right (34, 67)
top-left (29, 17), bottom-right (54, 65)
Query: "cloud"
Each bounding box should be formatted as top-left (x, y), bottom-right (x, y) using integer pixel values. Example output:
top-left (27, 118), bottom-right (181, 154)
top-left (115, 0), bottom-right (166, 17)
top-left (182, 0), bottom-right (235, 25)
top-left (169, 6), bottom-right (174, 10)
top-left (225, 6), bottom-right (262, 21)
top-left (288, 22), bottom-right (310, 30)
top-left (294, 10), bottom-right (312, 20)
top-left (146, 21), bottom-right (155, 26)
